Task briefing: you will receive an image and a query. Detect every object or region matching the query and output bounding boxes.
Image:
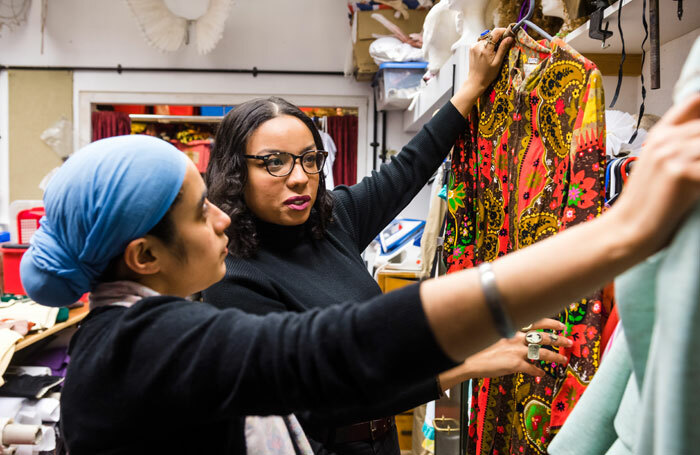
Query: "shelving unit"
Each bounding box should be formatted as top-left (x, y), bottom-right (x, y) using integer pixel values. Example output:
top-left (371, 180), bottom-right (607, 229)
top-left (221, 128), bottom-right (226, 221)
top-left (403, 0), bottom-right (699, 133)
top-left (129, 114), bottom-right (223, 124)
top-left (403, 48), bottom-right (468, 133)
top-left (564, 0), bottom-right (699, 55)
top-left (15, 303), bottom-right (89, 352)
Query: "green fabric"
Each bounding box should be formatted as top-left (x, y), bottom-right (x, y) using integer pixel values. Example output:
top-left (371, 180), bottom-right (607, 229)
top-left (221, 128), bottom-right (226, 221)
top-left (636, 203), bottom-right (700, 454)
top-left (674, 36), bottom-right (700, 104)
top-left (549, 204), bottom-right (700, 454)
top-left (56, 306), bottom-right (70, 323)
top-left (547, 330), bottom-right (632, 455)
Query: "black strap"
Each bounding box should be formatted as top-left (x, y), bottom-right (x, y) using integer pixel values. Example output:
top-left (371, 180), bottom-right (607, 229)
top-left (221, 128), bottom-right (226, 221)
top-left (630, 0), bottom-right (649, 143)
top-left (609, 0), bottom-right (626, 108)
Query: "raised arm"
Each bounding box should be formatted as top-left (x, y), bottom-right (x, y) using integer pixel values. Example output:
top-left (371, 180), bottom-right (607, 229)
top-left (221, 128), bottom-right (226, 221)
top-left (335, 29), bottom-right (514, 250)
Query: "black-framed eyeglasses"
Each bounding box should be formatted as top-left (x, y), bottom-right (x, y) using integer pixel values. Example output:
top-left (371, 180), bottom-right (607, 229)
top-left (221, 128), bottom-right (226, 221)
top-left (244, 150), bottom-right (328, 177)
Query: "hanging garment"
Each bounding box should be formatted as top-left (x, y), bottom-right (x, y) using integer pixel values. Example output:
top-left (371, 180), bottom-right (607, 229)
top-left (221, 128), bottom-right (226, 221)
top-left (419, 161), bottom-right (447, 279)
top-left (328, 116), bottom-right (359, 187)
top-left (318, 130), bottom-right (337, 190)
top-left (443, 29), bottom-right (607, 454)
top-left (90, 111), bottom-right (131, 142)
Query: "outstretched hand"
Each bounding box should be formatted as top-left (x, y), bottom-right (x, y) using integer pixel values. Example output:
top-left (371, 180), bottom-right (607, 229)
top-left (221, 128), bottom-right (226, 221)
top-left (610, 94), bottom-right (700, 260)
top-left (438, 318), bottom-right (571, 391)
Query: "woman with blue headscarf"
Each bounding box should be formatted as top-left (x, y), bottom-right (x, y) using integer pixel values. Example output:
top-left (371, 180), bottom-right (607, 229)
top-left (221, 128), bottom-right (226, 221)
top-left (19, 94), bottom-right (700, 454)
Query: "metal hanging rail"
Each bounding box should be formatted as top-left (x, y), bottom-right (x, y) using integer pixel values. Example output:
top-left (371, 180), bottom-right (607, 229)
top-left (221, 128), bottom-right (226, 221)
top-left (0, 65), bottom-right (346, 77)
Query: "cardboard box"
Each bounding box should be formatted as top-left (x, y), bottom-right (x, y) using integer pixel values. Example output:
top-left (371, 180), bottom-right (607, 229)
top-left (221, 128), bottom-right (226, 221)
top-left (352, 9), bottom-right (428, 81)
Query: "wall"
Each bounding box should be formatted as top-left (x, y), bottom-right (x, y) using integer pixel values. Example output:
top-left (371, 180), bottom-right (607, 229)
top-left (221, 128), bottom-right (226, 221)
top-left (0, 0), bottom-right (351, 71)
top-left (639, 28), bottom-right (700, 117)
top-left (0, 0), bottom-right (378, 226)
top-left (8, 70), bottom-right (72, 202)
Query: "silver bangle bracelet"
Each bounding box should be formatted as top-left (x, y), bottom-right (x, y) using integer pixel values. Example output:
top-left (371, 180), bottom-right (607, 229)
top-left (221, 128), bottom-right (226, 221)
top-left (477, 262), bottom-right (516, 339)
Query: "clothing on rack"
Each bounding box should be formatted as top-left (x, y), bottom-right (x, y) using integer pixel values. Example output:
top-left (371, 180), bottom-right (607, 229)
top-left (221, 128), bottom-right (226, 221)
top-left (419, 161), bottom-right (447, 279)
top-left (329, 115), bottom-right (359, 187)
top-left (443, 29), bottom-right (607, 454)
top-left (318, 130), bottom-right (337, 190)
top-left (605, 156), bottom-right (636, 205)
top-left (91, 111), bottom-right (131, 142)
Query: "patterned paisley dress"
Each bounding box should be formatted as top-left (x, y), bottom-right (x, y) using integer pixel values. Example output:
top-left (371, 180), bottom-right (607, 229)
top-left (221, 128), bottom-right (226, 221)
top-left (443, 30), bottom-right (609, 454)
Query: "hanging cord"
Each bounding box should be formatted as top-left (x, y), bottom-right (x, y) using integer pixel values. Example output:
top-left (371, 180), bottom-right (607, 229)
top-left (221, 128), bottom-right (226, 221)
top-left (517, 0), bottom-right (529, 33)
top-left (609, 0), bottom-right (626, 108)
top-left (630, 0), bottom-right (649, 143)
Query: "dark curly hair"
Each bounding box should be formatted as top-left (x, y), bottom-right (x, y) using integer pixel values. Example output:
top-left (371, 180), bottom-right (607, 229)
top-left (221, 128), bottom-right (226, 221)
top-left (206, 97), bottom-right (334, 258)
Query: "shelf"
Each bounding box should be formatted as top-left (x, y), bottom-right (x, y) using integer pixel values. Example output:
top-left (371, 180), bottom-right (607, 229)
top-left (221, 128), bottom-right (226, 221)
top-left (403, 48), bottom-right (466, 133)
top-left (564, 0), bottom-right (700, 55)
top-left (402, 0), bottom-right (699, 132)
top-left (129, 114), bottom-right (223, 124)
top-left (15, 303), bottom-right (89, 351)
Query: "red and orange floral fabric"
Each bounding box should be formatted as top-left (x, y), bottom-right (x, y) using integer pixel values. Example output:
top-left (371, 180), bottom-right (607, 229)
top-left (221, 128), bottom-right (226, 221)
top-left (443, 30), bottom-right (608, 454)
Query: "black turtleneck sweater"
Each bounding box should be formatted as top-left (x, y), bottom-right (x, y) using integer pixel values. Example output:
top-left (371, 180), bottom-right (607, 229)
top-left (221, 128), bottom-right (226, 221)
top-left (203, 102), bottom-right (467, 451)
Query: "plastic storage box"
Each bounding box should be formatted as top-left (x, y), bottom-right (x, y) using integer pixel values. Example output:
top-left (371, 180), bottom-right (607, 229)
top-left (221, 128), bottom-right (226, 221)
top-left (374, 62), bottom-right (427, 111)
top-left (1, 244), bottom-right (28, 295)
top-left (17, 207), bottom-right (44, 244)
top-left (170, 139), bottom-right (212, 173)
top-left (200, 106), bottom-right (234, 116)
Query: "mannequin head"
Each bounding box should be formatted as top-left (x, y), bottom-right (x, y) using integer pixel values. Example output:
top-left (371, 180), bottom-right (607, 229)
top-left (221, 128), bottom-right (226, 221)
top-left (445, 0), bottom-right (488, 28)
top-left (445, 0), bottom-right (489, 51)
top-left (541, 0), bottom-right (565, 19)
top-left (539, 0), bottom-right (587, 34)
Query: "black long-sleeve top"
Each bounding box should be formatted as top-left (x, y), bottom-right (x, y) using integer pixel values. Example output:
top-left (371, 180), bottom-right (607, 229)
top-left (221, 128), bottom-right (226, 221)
top-left (203, 102), bottom-right (466, 442)
top-left (61, 287), bottom-right (457, 454)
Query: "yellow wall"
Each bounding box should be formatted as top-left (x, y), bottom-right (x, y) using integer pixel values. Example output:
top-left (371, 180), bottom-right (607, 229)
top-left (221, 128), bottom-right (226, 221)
top-left (9, 70), bottom-right (72, 202)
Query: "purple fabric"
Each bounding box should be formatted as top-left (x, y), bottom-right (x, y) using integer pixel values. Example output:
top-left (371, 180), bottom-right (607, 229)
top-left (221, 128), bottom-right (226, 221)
top-left (22, 346), bottom-right (70, 377)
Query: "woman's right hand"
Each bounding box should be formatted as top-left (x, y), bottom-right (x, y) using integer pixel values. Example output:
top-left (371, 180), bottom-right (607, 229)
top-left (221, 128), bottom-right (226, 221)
top-left (609, 94), bottom-right (700, 259)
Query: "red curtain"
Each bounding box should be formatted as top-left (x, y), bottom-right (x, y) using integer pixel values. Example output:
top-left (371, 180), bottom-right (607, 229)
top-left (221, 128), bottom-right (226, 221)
top-left (328, 115), bottom-right (358, 186)
top-left (91, 111), bottom-right (131, 142)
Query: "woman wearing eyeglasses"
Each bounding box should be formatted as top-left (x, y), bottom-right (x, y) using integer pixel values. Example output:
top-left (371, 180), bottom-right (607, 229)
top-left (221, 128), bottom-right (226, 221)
top-left (202, 30), bottom-right (567, 455)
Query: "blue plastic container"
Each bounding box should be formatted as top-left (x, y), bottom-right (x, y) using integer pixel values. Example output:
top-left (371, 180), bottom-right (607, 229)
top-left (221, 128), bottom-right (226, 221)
top-left (200, 106), bottom-right (234, 116)
top-left (0, 232), bottom-right (9, 243)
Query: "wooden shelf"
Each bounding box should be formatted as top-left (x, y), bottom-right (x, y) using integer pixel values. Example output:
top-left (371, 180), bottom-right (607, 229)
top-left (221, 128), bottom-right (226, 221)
top-left (129, 114), bottom-right (223, 124)
top-left (15, 303), bottom-right (89, 351)
top-left (564, 0), bottom-right (700, 55)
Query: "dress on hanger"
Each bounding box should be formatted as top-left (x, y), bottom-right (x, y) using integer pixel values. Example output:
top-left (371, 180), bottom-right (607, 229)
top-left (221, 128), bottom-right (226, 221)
top-left (443, 29), bottom-right (607, 454)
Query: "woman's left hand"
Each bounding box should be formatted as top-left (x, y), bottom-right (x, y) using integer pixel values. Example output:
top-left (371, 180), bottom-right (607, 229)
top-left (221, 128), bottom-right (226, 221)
top-left (438, 318), bottom-right (571, 391)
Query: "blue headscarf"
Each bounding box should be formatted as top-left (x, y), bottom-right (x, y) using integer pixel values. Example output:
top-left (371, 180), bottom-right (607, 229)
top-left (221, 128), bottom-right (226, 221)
top-left (20, 135), bottom-right (189, 307)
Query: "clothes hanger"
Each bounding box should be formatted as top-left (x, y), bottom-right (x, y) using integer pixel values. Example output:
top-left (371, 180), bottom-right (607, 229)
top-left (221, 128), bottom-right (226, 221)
top-left (511, 0), bottom-right (554, 42)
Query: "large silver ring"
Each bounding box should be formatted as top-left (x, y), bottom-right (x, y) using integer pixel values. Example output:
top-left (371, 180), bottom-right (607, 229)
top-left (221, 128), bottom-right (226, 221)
top-left (527, 343), bottom-right (541, 360)
top-left (525, 331), bottom-right (543, 344)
